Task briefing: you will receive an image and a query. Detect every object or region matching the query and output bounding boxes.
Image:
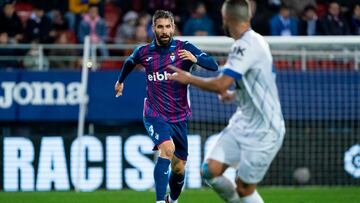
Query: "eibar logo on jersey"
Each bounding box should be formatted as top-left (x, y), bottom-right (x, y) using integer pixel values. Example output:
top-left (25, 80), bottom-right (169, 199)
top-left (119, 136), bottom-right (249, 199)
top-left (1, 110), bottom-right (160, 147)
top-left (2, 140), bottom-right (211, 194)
top-left (233, 46), bottom-right (246, 56)
top-left (170, 53), bottom-right (176, 62)
top-left (147, 71), bottom-right (172, 82)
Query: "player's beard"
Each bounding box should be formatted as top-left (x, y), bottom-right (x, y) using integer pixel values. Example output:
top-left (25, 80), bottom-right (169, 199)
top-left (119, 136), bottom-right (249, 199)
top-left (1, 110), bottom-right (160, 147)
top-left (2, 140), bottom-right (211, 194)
top-left (223, 23), bottom-right (231, 37)
top-left (155, 32), bottom-right (173, 46)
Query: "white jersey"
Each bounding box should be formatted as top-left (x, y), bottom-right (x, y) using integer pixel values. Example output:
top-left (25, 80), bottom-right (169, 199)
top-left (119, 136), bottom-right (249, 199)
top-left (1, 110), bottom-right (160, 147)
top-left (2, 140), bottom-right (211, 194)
top-left (223, 29), bottom-right (285, 136)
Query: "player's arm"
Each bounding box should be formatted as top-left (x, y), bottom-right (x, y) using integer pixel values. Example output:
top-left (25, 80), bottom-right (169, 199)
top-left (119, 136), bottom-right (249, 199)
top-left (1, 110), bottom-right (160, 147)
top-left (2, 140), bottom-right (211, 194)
top-left (180, 41), bottom-right (218, 71)
top-left (168, 65), bottom-right (234, 94)
top-left (115, 47), bottom-right (141, 97)
top-left (169, 40), bottom-right (252, 94)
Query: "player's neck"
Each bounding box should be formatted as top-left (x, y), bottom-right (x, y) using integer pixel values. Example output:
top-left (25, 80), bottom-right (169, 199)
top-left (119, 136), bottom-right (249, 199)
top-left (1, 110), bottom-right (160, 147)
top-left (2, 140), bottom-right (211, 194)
top-left (232, 22), bottom-right (250, 40)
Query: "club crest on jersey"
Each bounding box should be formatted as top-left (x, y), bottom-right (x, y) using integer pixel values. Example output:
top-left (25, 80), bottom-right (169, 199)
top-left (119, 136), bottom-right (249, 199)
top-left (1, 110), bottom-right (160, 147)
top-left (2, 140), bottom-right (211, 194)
top-left (170, 53), bottom-right (176, 62)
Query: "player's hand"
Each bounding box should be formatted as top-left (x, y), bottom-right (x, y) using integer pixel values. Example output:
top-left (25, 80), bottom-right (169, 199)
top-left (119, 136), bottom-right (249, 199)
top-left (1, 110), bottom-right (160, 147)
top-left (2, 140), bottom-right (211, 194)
top-left (114, 81), bottom-right (124, 97)
top-left (167, 65), bottom-right (191, 84)
top-left (178, 49), bottom-right (197, 63)
top-left (218, 90), bottom-right (236, 103)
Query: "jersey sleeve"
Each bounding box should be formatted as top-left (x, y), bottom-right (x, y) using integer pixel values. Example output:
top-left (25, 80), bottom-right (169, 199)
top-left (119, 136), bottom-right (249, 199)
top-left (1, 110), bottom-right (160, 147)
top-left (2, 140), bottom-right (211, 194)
top-left (223, 40), bottom-right (255, 80)
top-left (182, 41), bottom-right (218, 71)
top-left (128, 45), bottom-right (142, 64)
top-left (117, 46), bottom-right (142, 83)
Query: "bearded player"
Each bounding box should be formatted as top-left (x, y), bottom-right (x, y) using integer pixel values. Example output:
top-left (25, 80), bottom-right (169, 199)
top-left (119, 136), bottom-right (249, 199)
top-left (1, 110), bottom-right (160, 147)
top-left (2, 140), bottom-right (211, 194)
top-left (114, 10), bottom-right (218, 203)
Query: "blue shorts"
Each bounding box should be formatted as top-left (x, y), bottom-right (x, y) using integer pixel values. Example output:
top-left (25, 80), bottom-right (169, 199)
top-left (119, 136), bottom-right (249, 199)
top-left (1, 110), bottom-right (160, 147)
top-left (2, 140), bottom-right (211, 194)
top-left (143, 117), bottom-right (188, 161)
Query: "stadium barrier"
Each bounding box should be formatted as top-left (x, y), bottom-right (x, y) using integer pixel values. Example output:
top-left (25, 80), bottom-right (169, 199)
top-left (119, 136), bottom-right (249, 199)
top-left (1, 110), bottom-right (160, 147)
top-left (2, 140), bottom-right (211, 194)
top-left (0, 36), bottom-right (359, 71)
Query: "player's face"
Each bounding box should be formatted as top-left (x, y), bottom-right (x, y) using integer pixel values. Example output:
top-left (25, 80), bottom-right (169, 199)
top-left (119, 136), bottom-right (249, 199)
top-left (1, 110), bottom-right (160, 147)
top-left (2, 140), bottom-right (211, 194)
top-left (153, 18), bottom-right (175, 46)
top-left (221, 6), bottom-right (231, 37)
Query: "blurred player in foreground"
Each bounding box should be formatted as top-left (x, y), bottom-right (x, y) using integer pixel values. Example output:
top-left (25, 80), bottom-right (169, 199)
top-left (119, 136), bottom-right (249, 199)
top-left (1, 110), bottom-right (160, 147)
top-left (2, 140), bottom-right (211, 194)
top-left (114, 10), bottom-right (218, 203)
top-left (168, 0), bottom-right (285, 202)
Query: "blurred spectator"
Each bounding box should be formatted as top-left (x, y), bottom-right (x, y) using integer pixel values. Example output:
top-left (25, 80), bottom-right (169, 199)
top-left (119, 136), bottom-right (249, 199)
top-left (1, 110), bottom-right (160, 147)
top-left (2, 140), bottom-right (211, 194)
top-left (250, 0), bottom-right (272, 35)
top-left (25, 3), bottom-right (55, 43)
top-left (267, 0), bottom-right (282, 12)
top-left (0, 2), bottom-right (24, 43)
top-left (0, 32), bottom-right (17, 69)
top-left (110, 0), bottom-right (146, 12)
top-left (148, 0), bottom-right (176, 13)
top-left (269, 5), bottom-right (298, 36)
top-left (318, 1), bottom-right (351, 35)
top-left (69, 0), bottom-right (100, 14)
top-left (134, 25), bottom-right (148, 42)
top-left (135, 12), bottom-right (151, 42)
top-left (268, 0), bottom-right (281, 7)
top-left (282, 0), bottom-right (316, 16)
top-left (350, 3), bottom-right (360, 35)
top-left (102, 1), bottom-right (121, 43)
top-left (68, 0), bottom-right (101, 33)
top-left (78, 3), bottom-right (108, 57)
top-left (115, 10), bottom-right (138, 43)
top-left (23, 40), bottom-right (49, 70)
top-left (48, 9), bottom-right (69, 32)
top-left (182, 2), bottom-right (214, 36)
top-left (46, 0), bottom-right (69, 13)
top-left (338, 0), bottom-right (359, 15)
top-left (49, 32), bottom-right (77, 69)
top-left (35, 0), bottom-right (75, 34)
top-left (146, 0), bottom-right (184, 31)
top-left (315, 0), bottom-right (329, 18)
top-left (138, 12), bottom-right (151, 30)
top-left (202, 0), bottom-right (225, 35)
top-left (299, 5), bottom-right (319, 36)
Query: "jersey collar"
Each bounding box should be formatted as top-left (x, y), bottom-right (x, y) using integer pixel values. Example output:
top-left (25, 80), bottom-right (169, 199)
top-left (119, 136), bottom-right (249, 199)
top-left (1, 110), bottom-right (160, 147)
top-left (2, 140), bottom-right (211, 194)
top-left (149, 39), bottom-right (177, 52)
top-left (239, 28), bottom-right (252, 39)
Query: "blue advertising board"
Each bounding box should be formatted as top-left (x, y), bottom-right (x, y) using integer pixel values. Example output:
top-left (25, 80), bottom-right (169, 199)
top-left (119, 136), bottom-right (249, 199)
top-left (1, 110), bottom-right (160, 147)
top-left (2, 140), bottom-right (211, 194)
top-left (0, 70), bottom-right (359, 121)
top-left (0, 70), bottom-right (146, 121)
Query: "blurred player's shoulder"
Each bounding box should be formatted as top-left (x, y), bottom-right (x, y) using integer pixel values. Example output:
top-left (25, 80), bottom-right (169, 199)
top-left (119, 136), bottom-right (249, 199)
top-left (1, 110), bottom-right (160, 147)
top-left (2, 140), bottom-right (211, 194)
top-left (139, 42), bottom-right (152, 51)
top-left (179, 40), bottom-right (190, 44)
top-left (131, 43), bottom-right (152, 56)
top-left (177, 40), bottom-right (198, 50)
top-left (234, 29), bottom-right (269, 53)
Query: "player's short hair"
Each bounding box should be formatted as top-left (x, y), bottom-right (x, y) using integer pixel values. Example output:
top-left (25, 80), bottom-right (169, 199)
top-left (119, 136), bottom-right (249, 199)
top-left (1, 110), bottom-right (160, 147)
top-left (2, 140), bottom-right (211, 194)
top-left (152, 10), bottom-right (175, 25)
top-left (223, 0), bottom-right (251, 23)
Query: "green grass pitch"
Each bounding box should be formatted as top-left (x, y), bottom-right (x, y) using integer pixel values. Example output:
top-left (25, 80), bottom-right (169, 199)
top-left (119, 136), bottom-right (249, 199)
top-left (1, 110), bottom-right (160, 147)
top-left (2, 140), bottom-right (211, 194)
top-left (1, 187), bottom-right (359, 203)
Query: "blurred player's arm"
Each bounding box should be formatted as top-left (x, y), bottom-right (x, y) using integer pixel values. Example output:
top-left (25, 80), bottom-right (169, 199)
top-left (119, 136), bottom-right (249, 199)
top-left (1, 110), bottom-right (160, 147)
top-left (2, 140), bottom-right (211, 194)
top-left (115, 47), bottom-right (141, 97)
top-left (168, 65), bottom-right (233, 94)
top-left (181, 42), bottom-right (218, 71)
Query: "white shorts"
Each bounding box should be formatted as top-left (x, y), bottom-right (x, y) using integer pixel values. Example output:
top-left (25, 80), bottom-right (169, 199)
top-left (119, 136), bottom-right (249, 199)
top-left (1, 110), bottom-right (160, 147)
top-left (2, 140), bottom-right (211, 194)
top-left (206, 124), bottom-right (284, 184)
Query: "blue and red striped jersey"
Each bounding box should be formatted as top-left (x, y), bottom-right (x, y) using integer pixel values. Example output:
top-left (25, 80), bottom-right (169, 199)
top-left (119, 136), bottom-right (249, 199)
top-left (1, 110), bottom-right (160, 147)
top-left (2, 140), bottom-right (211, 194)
top-left (118, 39), bottom-right (218, 123)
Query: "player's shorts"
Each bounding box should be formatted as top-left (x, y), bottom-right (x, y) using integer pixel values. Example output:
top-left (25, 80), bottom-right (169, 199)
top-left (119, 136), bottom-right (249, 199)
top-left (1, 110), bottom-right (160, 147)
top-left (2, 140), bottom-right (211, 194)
top-left (205, 123), bottom-right (284, 184)
top-left (143, 117), bottom-right (188, 160)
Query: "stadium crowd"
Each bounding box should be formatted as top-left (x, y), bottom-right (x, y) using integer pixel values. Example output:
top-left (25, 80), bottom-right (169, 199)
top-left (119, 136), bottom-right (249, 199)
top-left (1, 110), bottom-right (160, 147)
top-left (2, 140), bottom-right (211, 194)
top-left (0, 0), bottom-right (359, 69)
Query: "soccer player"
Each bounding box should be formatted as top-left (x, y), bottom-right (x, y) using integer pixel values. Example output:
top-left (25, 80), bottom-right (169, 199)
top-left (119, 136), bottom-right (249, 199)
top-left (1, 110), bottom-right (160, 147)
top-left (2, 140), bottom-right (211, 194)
top-left (114, 10), bottom-right (218, 203)
top-left (168, 0), bottom-right (285, 202)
